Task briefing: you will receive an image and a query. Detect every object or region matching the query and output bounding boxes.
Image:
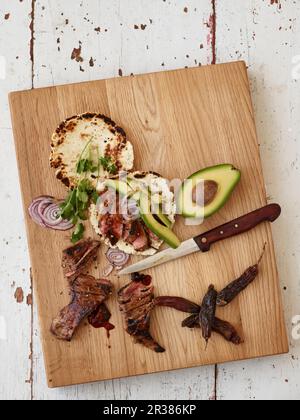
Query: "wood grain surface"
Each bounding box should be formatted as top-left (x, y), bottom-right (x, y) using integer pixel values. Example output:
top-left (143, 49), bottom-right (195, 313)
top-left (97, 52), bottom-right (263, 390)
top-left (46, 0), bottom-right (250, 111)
top-left (9, 61), bottom-right (288, 388)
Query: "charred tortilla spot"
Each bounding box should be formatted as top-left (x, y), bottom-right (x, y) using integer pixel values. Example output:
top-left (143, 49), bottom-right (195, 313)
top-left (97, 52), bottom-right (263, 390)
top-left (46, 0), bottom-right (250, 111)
top-left (115, 126), bottom-right (126, 137)
top-left (62, 177), bottom-right (70, 187)
top-left (134, 172), bottom-right (148, 179)
top-left (65, 115), bottom-right (78, 122)
top-left (149, 171), bottom-right (161, 177)
top-left (82, 112), bottom-right (97, 120)
top-left (65, 121), bottom-right (77, 131)
top-left (56, 170), bottom-right (63, 179)
top-left (51, 159), bottom-right (61, 169)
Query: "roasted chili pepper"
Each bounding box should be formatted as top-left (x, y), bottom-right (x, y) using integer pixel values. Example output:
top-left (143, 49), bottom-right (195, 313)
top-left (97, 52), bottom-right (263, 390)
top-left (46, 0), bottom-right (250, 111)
top-left (182, 314), bottom-right (199, 329)
top-left (182, 314), bottom-right (243, 345)
top-left (212, 317), bottom-right (243, 345)
top-left (154, 296), bottom-right (200, 314)
top-left (199, 285), bottom-right (218, 344)
top-left (217, 244), bottom-right (266, 307)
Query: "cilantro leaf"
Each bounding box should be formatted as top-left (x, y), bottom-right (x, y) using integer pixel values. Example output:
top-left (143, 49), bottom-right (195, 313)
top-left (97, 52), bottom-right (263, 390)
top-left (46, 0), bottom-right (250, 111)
top-left (76, 159), bottom-right (98, 174)
top-left (99, 156), bottom-right (118, 175)
top-left (71, 223), bottom-right (85, 243)
top-left (92, 190), bottom-right (99, 204)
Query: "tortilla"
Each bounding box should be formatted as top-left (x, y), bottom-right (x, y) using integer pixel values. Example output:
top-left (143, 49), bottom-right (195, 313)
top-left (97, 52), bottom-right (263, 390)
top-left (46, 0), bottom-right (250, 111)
top-left (50, 113), bottom-right (134, 189)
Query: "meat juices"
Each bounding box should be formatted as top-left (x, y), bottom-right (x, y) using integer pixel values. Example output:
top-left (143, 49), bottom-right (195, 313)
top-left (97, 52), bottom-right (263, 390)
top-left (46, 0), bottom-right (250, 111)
top-left (61, 239), bottom-right (100, 284)
top-left (88, 303), bottom-right (115, 337)
top-left (117, 273), bottom-right (165, 353)
top-left (51, 275), bottom-right (113, 341)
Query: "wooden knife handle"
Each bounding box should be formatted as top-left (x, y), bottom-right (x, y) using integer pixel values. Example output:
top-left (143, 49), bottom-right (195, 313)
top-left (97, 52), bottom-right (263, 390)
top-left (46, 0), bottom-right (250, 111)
top-left (194, 204), bottom-right (281, 252)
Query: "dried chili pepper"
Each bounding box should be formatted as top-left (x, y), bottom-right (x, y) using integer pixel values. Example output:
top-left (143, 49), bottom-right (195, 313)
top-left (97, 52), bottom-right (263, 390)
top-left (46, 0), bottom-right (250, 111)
top-left (217, 244), bottom-right (267, 307)
top-left (212, 318), bottom-right (243, 345)
top-left (199, 285), bottom-right (218, 344)
top-left (154, 296), bottom-right (200, 314)
top-left (182, 314), bottom-right (243, 345)
top-left (182, 314), bottom-right (199, 329)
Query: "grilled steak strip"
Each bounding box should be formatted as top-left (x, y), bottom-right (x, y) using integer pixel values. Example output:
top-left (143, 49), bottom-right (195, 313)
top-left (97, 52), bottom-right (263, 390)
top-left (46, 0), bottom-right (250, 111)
top-left (118, 273), bottom-right (165, 353)
top-left (51, 275), bottom-right (113, 341)
top-left (62, 239), bottom-right (100, 284)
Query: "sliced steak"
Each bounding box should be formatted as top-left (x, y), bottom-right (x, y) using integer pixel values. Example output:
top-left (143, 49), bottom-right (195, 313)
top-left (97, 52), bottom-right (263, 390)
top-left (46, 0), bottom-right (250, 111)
top-left (51, 275), bottom-right (113, 341)
top-left (99, 213), bottom-right (124, 246)
top-left (62, 239), bottom-right (100, 284)
top-left (117, 273), bottom-right (165, 353)
top-left (123, 220), bottom-right (149, 251)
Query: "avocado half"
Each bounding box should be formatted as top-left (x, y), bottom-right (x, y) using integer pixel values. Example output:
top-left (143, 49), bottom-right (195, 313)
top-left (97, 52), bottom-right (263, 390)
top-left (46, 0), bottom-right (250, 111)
top-left (177, 164), bottom-right (241, 219)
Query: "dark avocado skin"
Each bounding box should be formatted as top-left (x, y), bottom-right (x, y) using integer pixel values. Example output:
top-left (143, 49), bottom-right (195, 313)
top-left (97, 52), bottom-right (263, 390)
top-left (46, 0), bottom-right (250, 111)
top-left (178, 164), bottom-right (241, 219)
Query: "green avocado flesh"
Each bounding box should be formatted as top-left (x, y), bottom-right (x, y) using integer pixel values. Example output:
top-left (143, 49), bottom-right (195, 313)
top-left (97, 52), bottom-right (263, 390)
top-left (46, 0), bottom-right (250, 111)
top-left (156, 212), bottom-right (172, 228)
top-left (104, 179), bottom-right (175, 240)
top-left (177, 164), bottom-right (241, 219)
top-left (139, 193), bottom-right (181, 249)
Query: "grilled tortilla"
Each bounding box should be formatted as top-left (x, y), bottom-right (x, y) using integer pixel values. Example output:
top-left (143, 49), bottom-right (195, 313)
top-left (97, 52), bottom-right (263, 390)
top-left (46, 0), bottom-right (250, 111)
top-left (50, 113), bottom-right (134, 189)
top-left (90, 171), bottom-right (176, 256)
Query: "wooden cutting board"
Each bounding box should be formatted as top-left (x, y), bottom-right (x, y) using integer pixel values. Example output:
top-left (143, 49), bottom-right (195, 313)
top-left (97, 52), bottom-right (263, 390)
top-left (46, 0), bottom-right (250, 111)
top-left (9, 61), bottom-right (288, 388)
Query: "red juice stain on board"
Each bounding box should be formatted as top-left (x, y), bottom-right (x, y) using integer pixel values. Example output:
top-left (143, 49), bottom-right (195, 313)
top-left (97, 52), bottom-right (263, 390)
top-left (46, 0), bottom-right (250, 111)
top-left (88, 304), bottom-right (115, 338)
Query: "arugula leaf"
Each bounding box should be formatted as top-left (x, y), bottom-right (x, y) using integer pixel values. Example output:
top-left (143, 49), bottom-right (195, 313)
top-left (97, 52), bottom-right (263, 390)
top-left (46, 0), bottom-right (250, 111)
top-left (71, 223), bottom-right (85, 243)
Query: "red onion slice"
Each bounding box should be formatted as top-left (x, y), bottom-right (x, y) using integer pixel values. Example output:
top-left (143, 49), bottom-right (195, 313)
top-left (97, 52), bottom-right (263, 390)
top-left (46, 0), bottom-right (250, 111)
top-left (37, 196), bottom-right (54, 213)
top-left (106, 248), bottom-right (130, 268)
top-left (28, 196), bottom-right (53, 227)
top-left (28, 196), bottom-right (74, 231)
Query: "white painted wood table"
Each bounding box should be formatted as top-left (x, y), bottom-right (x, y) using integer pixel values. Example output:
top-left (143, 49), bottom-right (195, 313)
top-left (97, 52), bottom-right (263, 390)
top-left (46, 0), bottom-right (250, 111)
top-left (0, 0), bottom-right (299, 400)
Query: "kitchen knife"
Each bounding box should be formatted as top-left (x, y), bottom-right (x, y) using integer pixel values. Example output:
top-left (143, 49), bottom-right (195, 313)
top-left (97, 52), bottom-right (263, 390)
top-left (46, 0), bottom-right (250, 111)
top-left (118, 203), bottom-right (281, 275)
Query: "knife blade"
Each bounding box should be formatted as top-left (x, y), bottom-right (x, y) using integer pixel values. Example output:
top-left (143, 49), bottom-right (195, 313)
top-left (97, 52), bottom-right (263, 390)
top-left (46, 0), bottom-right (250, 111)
top-left (118, 203), bottom-right (281, 276)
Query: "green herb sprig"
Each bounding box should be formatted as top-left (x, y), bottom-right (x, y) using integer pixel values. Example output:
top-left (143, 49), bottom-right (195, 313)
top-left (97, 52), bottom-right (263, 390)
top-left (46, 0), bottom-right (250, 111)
top-left (59, 140), bottom-right (118, 243)
top-left (59, 179), bottom-right (97, 242)
top-left (99, 156), bottom-right (118, 175)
